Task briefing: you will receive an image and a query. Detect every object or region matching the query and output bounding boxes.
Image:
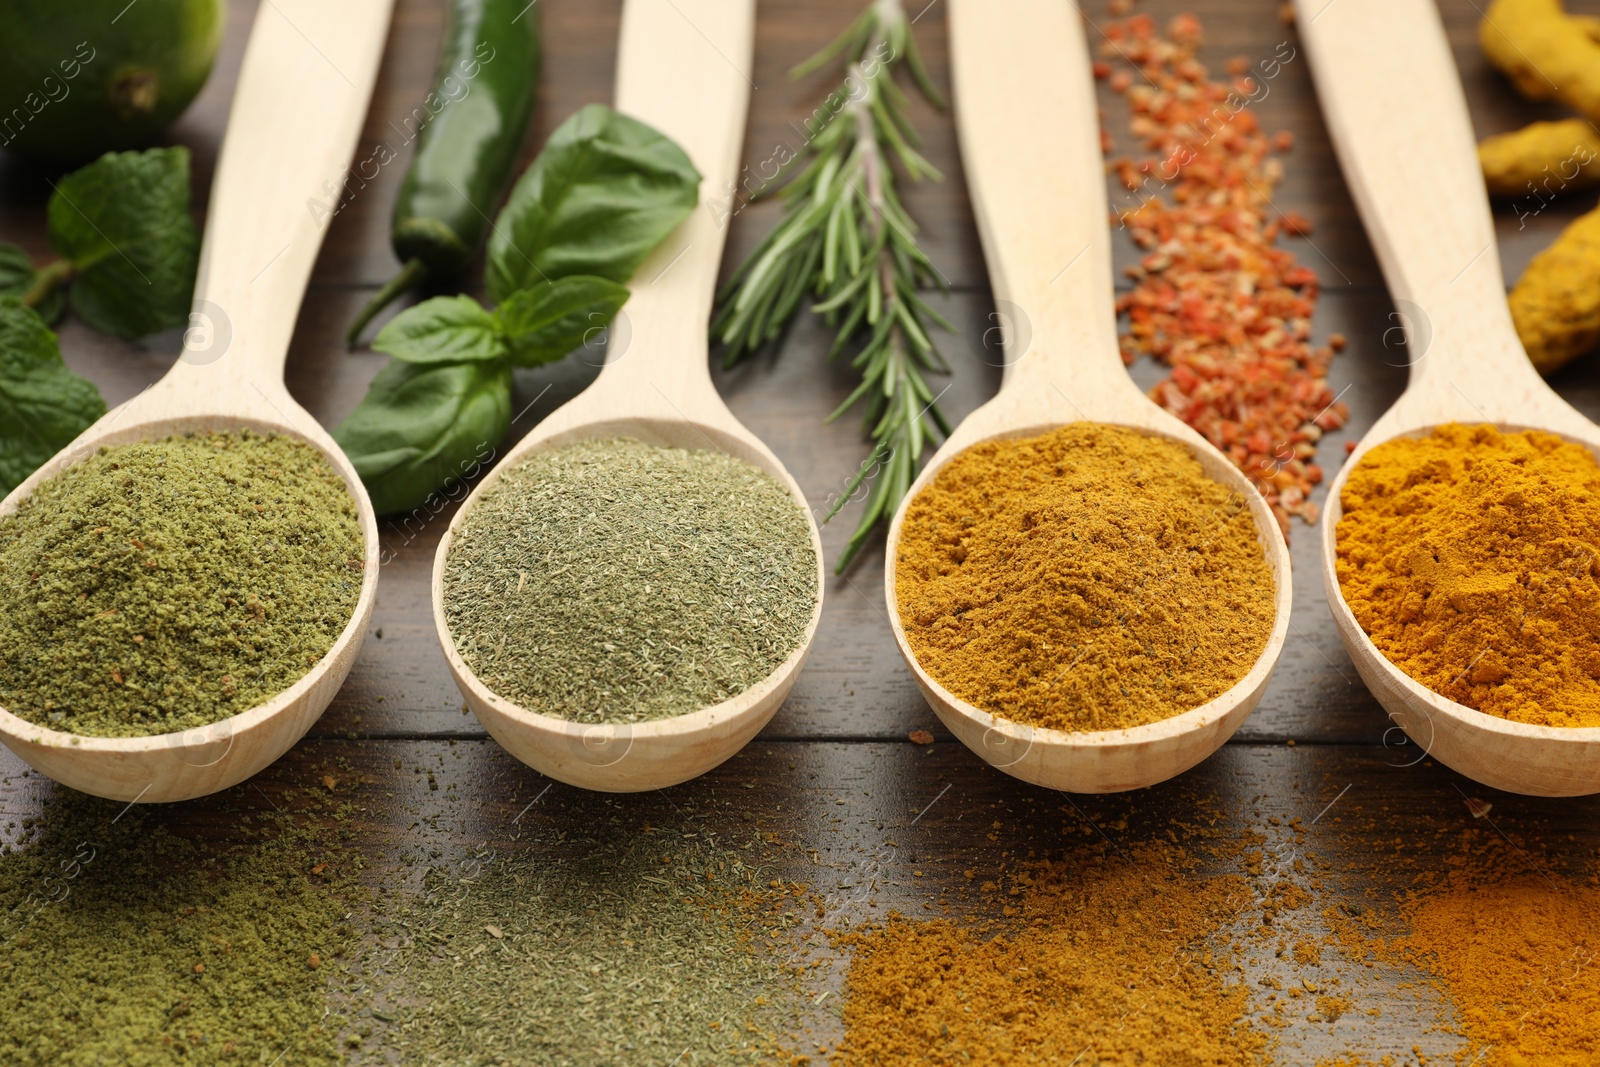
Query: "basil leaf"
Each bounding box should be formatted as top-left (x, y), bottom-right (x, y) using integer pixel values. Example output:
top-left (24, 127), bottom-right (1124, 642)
top-left (486, 104), bottom-right (700, 302)
top-left (333, 359), bottom-right (513, 515)
top-left (0, 299), bottom-right (107, 493)
top-left (0, 244), bottom-right (63, 326)
top-left (372, 295), bottom-right (508, 365)
top-left (47, 148), bottom-right (199, 339)
top-left (495, 275), bottom-right (629, 367)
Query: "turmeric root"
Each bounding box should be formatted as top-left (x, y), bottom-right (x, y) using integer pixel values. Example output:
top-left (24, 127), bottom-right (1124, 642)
top-left (1511, 200), bottom-right (1600, 374)
top-left (1480, 119), bottom-right (1600, 198)
top-left (1481, 0), bottom-right (1600, 119)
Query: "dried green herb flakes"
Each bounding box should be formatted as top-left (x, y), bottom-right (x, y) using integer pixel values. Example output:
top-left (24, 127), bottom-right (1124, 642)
top-left (0, 431), bottom-right (365, 737)
top-left (368, 829), bottom-right (793, 1066)
top-left (443, 437), bottom-right (817, 723)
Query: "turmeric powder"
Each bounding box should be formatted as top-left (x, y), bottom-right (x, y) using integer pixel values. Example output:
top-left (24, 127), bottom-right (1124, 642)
top-left (894, 423), bottom-right (1276, 732)
top-left (1401, 862), bottom-right (1600, 1066)
top-left (1481, 0), bottom-right (1600, 121)
top-left (1479, 118), bottom-right (1600, 199)
top-left (1511, 199), bottom-right (1600, 374)
top-left (1336, 424), bottom-right (1600, 726)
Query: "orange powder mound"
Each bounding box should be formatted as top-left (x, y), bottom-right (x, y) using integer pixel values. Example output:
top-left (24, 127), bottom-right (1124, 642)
top-left (893, 422), bottom-right (1276, 732)
top-left (1336, 423), bottom-right (1600, 727)
top-left (832, 851), bottom-right (1266, 1066)
top-left (1400, 868), bottom-right (1600, 1067)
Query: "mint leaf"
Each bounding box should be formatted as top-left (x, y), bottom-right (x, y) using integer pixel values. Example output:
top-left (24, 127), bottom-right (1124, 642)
top-left (47, 148), bottom-right (199, 339)
top-left (373, 295), bottom-right (508, 365)
top-left (0, 244), bottom-right (63, 326)
top-left (333, 359), bottom-right (513, 515)
top-left (496, 275), bottom-right (630, 367)
top-left (486, 104), bottom-right (700, 302)
top-left (0, 245), bottom-right (32, 297)
top-left (0, 299), bottom-right (107, 493)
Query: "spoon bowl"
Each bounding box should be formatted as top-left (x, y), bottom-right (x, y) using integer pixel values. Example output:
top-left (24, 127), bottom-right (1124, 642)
top-left (431, 0), bottom-right (826, 793)
top-left (0, 0), bottom-right (392, 803)
top-left (882, 0), bottom-right (1292, 793)
top-left (1299, 0), bottom-right (1600, 796)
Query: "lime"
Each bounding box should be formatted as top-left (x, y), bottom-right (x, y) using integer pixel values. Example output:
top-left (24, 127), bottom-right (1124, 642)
top-left (0, 0), bottom-right (226, 162)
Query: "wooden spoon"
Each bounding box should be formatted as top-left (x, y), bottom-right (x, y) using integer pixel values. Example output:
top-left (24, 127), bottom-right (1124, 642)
top-left (882, 0), bottom-right (1292, 793)
top-left (431, 0), bottom-right (825, 793)
top-left (1298, 0), bottom-right (1600, 796)
top-left (0, 0), bottom-right (391, 803)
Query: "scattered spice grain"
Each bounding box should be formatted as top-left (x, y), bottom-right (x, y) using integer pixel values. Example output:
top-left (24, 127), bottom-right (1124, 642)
top-left (442, 437), bottom-right (817, 724)
top-left (365, 827), bottom-right (809, 1065)
top-left (1100, 13), bottom-right (1348, 533)
top-left (1399, 858), bottom-right (1600, 1066)
top-left (1321, 823), bottom-right (1600, 1067)
top-left (0, 786), bottom-right (364, 1066)
top-left (894, 423), bottom-right (1275, 731)
top-left (1336, 423), bottom-right (1600, 726)
top-left (833, 842), bottom-right (1267, 1067)
top-left (0, 431), bottom-right (365, 737)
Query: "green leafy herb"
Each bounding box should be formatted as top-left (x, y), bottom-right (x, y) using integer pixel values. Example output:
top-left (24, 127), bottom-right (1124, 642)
top-left (713, 0), bottom-right (951, 572)
top-left (486, 103), bottom-right (700, 301)
top-left (42, 147), bottom-right (200, 339)
top-left (0, 244), bottom-right (62, 326)
top-left (334, 359), bottom-right (513, 516)
top-left (0, 299), bottom-right (106, 493)
top-left (373, 295), bottom-right (508, 365)
top-left (337, 105), bottom-right (698, 516)
top-left (497, 275), bottom-right (629, 367)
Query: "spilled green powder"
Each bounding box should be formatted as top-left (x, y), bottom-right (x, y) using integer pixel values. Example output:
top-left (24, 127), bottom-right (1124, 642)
top-left (442, 437), bottom-right (818, 724)
top-left (0, 787), bottom-right (363, 1066)
top-left (359, 828), bottom-right (801, 1066)
top-left (0, 431), bottom-right (365, 737)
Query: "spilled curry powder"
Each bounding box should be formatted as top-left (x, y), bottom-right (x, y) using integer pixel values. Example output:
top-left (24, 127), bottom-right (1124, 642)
top-left (894, 423), bottom-right (1276, 731)
top-left (832, 844), bottom-right (1265, 1067)
top-left (1336, 423), bottom-right (1600, 726)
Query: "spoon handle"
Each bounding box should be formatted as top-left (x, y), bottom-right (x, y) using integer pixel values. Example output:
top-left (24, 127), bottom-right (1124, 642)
top-left (175, 0), bottom-right (393, 400)
top-left (949, 0), bottom-right (1123, 397)
top-left (598, 0), bottom-right (754, 416)
top-left (1296, 0), bottom-right (1532, 394)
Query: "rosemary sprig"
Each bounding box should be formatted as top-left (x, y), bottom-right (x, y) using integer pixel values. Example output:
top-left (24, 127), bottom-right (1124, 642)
top-left (712, 0), bottom-right (952, 573)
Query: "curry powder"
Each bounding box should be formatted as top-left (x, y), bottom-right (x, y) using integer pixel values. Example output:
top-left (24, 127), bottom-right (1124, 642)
top-left (894, 423), bottom-right (1276, 732)
top-left (1336, 423), bottom-right (1600, 727)
top-left (833, 845), bottom-right (1265, 1067)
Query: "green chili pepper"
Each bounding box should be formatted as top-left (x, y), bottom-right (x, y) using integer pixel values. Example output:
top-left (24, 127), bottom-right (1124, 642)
top-left (347, 0), bottom-right (539, 345)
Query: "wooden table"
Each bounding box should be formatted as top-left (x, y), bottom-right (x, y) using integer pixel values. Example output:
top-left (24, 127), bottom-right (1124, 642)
top-left (3, 0), bottom-right (1598, 1060)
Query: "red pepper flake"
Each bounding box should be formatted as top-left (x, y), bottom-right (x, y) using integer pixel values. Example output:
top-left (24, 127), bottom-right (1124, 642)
top-left (1100, 11), bottom-right (1348, 536)
top-left (1280, 211), bottom-right (1315, 237)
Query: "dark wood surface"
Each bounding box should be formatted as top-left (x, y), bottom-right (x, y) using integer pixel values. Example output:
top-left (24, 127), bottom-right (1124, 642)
top-left (4, 0), bottom-right (1600, 1060)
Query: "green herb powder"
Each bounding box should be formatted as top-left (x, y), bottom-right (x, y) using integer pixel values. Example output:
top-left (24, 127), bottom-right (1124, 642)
top-left (0, 431), bottom-right (365, 737)
top-left (0, 787), bottom-right (361, 1066)
top-left (362, 828), bottom-right (798, 1066)
top-left (443, 437), bottom-right (817, 724)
